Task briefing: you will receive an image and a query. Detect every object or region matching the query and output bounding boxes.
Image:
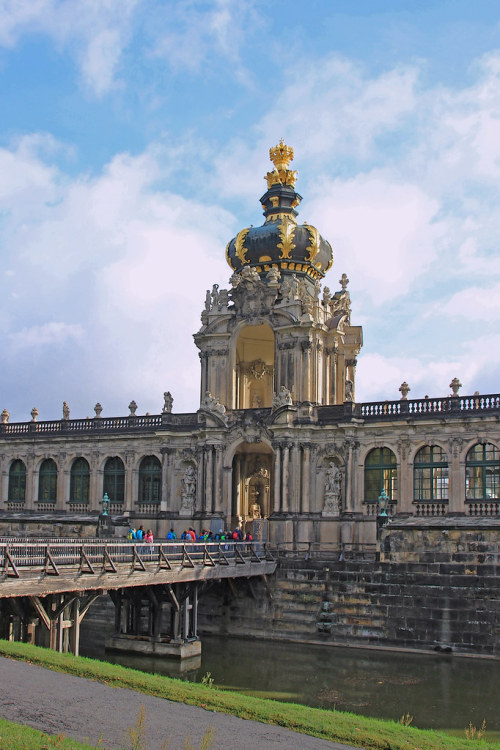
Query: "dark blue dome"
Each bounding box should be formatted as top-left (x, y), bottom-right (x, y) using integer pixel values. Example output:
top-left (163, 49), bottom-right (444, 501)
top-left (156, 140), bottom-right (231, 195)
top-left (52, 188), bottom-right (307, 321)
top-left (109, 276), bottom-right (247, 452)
top-left (225, 141), bottom-right (333, 281)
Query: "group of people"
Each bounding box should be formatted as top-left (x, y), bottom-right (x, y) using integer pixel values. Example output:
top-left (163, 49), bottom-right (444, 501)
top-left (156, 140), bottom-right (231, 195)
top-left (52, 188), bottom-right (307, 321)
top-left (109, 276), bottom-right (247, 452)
top-left (127, 524), bottom-right (154, 543)
top-left (126, 525), bottom-right (254, 543)
top-left (179, 527), bottom-right (253, 542)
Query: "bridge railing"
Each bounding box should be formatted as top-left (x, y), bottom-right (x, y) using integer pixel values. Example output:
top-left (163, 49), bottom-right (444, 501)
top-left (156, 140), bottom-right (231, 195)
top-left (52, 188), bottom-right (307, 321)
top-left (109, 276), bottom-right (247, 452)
top-left (0, 539), bottom-right (274, 571)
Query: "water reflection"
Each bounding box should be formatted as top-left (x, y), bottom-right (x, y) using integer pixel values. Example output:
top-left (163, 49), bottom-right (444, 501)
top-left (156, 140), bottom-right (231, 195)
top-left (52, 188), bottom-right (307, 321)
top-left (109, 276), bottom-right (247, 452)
top-left (83, 635), bottom-right (500, 735)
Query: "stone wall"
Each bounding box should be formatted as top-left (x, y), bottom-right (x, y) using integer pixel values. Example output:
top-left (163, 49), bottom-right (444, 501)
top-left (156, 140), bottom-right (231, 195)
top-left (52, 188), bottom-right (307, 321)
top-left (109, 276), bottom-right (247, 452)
top-left (197, 520), bottom-right (500, 656)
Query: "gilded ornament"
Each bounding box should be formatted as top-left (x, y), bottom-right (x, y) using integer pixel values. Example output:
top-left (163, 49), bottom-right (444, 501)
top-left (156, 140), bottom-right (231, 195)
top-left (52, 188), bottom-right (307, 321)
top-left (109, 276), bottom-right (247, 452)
top-left (269, 139), bottom-right (294, 171)
top-left (234, 228), bottom-right (250, 265)
top-left (277, 217), bottom-right (296, 260)
top-left (305, 224), bottom-right (320, 263)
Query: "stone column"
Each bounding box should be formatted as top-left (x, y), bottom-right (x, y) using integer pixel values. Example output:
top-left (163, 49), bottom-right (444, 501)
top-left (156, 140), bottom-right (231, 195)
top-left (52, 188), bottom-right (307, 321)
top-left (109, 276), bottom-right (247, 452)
top-left (204, 446), bottom-right (214, 514)
top-left (233, 455), bottom-right (241, 518)
top-left (344, 440), bottom-right (355, 513)
top-left (448, 438), bottom-right (464, 514)
top-left (300, 443), bottom-right (311, 514)
top-left (282, 443), bottom-right (291, 512)
top-left (222, 465), bottom-right (232, 523)
top-left (196, 449), bottom-right (204, 515)
top-left (124, 451), bottom-right (135, 514)
top-left (59, 457), bottom-right (71, 511)
top-left (25, 454), bottom-right (35, 510)
top-left (0, 459), bottom-right (8, 506)
top-left (91, 456), bottom-right (102, 512)
top-left (160, 448), bottom-right (171, 513)
top-left (273, 444), bottom-right (281, 513)
top-left (214, 446), bottom-right (223, 513)
top-left (301, 341), bottom-right (312, 403)
top-left (290, 443), bottom-right (300, 514)
top-left (397, 439), bottom-right (412, 513)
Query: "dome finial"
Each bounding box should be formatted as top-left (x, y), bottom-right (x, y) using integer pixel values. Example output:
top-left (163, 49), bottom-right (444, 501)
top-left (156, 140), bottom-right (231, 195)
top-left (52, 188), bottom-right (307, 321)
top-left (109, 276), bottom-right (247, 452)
top-left (266, 139), bottom-right (298, 189)
top-left (269, 139), bottom-right (294, 170)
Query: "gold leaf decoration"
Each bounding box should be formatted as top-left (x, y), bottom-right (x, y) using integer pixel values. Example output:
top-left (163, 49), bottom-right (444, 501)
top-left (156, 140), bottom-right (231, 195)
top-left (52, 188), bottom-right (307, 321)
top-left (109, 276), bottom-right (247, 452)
top-left (277, 217), bottom-right (296, 260)
top-left (235, 228), bottom-right (250, 265)
top-left (305, 224), bottom-right (320, 263)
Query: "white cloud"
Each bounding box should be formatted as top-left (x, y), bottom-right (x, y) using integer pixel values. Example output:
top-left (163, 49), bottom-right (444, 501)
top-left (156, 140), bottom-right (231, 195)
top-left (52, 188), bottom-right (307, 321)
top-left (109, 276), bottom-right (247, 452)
top-left (0, 0), bottom-right (139, 96)
top-left (308, 172), bottom-right (446, 303)
top-left (0, 134), bottom-right (235, 420)
top-left (9, 321), bottom-right (84, 348)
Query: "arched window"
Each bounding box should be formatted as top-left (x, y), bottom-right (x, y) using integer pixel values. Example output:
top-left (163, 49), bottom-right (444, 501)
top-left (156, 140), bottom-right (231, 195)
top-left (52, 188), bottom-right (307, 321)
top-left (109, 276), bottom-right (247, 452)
top-left (364, 448), bottom-right (397, 502)
top-left (414, 446), bottom-right (448, 501)
top-left (138, 455), bottom-right (161, 504)
top-left (103, 457), bottom-right (125, 503)
top-left (466, 443), bottom-right (500, 501)
top-left (38, 459), bottom-right (57, 503)
top-left (9, 459), bottom-right (26, 503)
top-left (70, 458), bottom-right (90, 504)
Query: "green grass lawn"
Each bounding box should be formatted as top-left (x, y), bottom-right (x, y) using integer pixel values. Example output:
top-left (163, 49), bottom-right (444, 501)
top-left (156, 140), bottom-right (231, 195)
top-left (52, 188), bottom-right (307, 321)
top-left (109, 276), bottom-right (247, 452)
top-left (0, 639), bottom-right (497, 750)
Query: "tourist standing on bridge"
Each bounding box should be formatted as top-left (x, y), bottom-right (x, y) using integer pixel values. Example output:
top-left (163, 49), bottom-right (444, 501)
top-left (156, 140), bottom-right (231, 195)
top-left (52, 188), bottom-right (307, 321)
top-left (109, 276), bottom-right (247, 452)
top-left (145, 529), bottom-right (154, 555)
top-left (167, 528), bottom-right (176, 540)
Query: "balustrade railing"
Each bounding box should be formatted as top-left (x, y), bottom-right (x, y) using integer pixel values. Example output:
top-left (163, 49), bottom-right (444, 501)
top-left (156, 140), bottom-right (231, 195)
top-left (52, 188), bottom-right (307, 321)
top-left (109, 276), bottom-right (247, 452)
top-left (0, 539), bottom-right (274, 571)
top-left (1, 392), bottom-right (499, 437)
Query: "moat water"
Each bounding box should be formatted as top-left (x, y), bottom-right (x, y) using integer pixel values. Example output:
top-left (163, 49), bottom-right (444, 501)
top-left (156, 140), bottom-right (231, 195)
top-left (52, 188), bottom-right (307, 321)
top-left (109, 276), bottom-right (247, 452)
top-left (81, 635), bottom-right (500, 738)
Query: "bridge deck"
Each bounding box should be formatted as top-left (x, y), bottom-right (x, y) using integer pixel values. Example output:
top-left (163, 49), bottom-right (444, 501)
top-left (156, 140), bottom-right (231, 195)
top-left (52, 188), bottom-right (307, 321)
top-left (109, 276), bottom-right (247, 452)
top-left (0, 540), bottom-right (277, 598)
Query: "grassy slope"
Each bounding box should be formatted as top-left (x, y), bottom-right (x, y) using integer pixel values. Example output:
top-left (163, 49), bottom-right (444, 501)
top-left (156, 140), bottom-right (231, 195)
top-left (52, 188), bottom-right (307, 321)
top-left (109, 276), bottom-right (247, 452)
top-left (0, 716), bottom-right (96, 749)
top-left (0, 640), bottom-right (497, 750)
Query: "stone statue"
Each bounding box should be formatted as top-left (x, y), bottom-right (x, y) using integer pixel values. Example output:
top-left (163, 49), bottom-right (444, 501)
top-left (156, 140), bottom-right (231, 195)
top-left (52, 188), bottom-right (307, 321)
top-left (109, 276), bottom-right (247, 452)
top-left (205, 290), bottom-right (211, 311)
top-left (163, 391), bottom-right (173, 413)
top-left (266, 267), bottom-right (281, 285)
top-left (322, 287), bottom-right (332, 305)
top-left (1, 408), bottom-right (9, 424)
top-left (323, 462), bottom-right (342, 516)
top-left (128, 400), bottom-right (138, 416)
top-left (272, 385), bottom-right (293, 410)
top-left (345, 380), bottom-right (353, 402)
top-left (180, 465), bottom-right (196, 514)
top-left (31, 407), bottom-right (39, 422)
top-left (218, 288), bottom-right (229, 309)
top-left (94, 402), bottom-right (103, 418)
top-left (62, 401), bottom-right (70, 420)
top-left (211, 284), bottom-right (219, 308)
top-left (399, 382), bottom-right (410, 400)
top-left (201, 391), bottom-right (226, 416)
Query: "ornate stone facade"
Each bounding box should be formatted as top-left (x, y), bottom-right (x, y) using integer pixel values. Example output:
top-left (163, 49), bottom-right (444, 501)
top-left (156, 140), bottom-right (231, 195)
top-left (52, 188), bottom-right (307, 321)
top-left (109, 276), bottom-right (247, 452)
top-left (1, 143), bottom-right (499, 542)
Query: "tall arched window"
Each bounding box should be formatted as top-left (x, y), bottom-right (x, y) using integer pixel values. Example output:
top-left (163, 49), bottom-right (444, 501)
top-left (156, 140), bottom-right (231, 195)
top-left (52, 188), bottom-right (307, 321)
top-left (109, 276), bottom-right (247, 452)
top-left (9, 459), bottom-right (26, 503)
top-left (38, 459), bottom-right (57, 503)
top-left (466, 443), bottom-right (500, 501)
top-left (70, 457), bottom-right (90, 504)
top-left (414, 446), bottom-right (448, 501)
top-left (364, 448), bottom-right (397, 502)
top-left (138, 455), bottom-right (161, 504)
top-left (103, 457), bottom-right (125, 504)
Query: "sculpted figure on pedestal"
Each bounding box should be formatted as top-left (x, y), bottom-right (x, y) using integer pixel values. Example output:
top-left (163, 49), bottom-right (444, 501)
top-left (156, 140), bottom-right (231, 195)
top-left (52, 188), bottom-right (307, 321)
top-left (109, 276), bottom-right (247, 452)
top-left (323, 462), bottom-right (342, 516)
top-left (272, 385), bottom-right (293, 410)
top-left (180, 465), bottom-right (196, 514)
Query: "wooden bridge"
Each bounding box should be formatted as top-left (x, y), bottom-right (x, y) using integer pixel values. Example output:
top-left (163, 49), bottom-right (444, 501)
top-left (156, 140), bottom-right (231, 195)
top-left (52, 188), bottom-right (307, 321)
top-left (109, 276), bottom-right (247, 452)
top-left (0, 538), bottom-right (277, 658)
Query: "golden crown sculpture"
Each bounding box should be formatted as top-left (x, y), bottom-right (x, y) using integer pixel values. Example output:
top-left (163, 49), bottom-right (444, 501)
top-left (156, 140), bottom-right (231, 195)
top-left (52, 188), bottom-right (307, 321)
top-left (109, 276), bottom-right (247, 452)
top-left (269, 139), bottom-right (294, 171)
top-left (265, 139), bottom-right (298, 189)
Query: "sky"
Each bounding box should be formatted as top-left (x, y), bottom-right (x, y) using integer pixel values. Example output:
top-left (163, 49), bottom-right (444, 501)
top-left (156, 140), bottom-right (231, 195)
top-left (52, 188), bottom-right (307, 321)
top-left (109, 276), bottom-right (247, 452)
top-left (1, 0), bottom-right (500, 421)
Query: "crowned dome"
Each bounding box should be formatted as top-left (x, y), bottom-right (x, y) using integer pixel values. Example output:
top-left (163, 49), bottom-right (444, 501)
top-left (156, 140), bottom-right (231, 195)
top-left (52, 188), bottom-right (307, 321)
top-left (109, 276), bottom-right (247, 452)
top-left (225, 141), bottom-right (333, 280)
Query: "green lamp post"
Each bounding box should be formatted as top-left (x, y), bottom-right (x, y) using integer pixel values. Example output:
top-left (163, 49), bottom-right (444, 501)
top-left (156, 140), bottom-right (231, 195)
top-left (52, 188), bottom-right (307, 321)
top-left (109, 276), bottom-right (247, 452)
top-left (376, 488), bottom-right (390, 540)
top-left (101, 492), bottom-right (110, 516)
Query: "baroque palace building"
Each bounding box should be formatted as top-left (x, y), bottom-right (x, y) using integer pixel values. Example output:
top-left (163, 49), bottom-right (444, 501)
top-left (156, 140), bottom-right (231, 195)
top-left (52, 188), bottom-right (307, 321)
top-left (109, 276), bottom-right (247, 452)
top-left (1, 141), bottom-right (500, 544)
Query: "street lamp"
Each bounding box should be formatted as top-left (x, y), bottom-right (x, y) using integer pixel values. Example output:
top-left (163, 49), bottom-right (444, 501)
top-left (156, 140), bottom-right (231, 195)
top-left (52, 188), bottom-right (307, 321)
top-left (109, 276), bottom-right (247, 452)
top-left (101, 492), bottom-right (110, 516)
top-left (376, 488), bottom-right (390, 540)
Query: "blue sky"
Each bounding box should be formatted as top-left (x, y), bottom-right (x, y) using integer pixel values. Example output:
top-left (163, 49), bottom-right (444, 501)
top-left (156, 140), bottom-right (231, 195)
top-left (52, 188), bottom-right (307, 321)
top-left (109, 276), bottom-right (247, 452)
top-left (1, 0), bottom-right (500, 421)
